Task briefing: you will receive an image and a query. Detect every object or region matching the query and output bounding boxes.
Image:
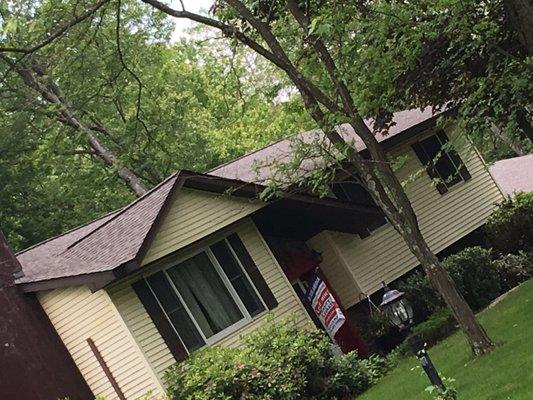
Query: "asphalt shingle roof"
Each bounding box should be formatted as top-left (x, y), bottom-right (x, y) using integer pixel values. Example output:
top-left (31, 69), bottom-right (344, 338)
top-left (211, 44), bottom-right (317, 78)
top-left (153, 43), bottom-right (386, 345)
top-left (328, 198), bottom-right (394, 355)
top-left (16, 173), bottom-right (179, 284)
top-left (14, 107), bottom-right (444, 287)
top-left (489, 155), bottom-right (533, 196)
top-left (209, 107), bottom-right (439, 183)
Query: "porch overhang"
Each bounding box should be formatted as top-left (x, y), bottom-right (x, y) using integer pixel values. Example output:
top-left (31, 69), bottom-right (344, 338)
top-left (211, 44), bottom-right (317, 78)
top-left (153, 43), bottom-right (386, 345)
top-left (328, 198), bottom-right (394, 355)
top-left (252, 197), bottom-right (383, 240)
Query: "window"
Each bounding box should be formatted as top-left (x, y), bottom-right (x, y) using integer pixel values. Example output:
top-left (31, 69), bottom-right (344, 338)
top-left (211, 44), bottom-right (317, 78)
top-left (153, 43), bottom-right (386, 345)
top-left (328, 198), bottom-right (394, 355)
top-left (331, 178), bottom-right (388, 235)
top-left (145, 238), bottom-right (266, 352)
top-left (412, 131), bottom-right (471, 194)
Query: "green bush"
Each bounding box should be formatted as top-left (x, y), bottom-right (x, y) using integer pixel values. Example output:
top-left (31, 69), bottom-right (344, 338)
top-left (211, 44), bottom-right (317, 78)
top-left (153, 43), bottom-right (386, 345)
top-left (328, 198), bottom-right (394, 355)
top-left (367, 310), bottom-right (393, 338)
top-left (441, 247), bottom-right (501, 311)
top-left (396, 245), bottom-right (533, 318)
top-left (485, 192), bottom-right (533, 254)
top-left (164, 319), bottom-right (390, 400)
top-left (493, 251), bottom-right (533, 292)
top-left (392, 309), bottom-right (456, 357)
top-left (411, 308), bottom-right (456, 347)
top-left (396, 271), bottom-right (442, 316)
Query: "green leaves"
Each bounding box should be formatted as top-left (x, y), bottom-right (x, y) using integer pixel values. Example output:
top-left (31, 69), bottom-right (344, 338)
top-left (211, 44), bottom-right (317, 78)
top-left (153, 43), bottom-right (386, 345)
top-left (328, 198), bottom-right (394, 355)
top-left (0, 2), bottom-right (312, 250)
top-left (164, 318), bottom-right (391, 399)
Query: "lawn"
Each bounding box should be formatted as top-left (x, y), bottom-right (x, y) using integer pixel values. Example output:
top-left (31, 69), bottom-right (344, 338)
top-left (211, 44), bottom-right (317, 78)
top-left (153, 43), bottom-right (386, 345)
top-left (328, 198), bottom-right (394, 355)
top-left (359, 279), bottom-right (533, 400)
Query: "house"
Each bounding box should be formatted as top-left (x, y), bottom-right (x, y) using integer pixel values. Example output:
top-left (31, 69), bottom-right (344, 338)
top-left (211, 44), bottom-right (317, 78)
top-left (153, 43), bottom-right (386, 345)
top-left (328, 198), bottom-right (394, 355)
top-left (12, 108), bottom-right (504, 399)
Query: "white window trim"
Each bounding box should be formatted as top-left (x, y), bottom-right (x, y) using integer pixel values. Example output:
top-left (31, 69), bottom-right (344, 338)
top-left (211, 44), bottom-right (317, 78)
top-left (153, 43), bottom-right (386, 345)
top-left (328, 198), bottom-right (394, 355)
top-left (145, 235), bottom-right (268, 351)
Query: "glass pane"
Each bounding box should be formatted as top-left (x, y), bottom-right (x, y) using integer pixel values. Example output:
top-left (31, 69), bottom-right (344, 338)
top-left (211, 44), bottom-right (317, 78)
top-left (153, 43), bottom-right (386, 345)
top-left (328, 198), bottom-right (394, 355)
top-left (332, 181), bottom-right (374, 204)
top-left (420, 135), bottom-right (461, 186)
top-left (167, 252), bottom-right (243, 338)
top-left (232, 276), bottom-right (265, 317)
top-left (146, 272), bottom-right (204, 351)
top-left (420, 135), bottom-right (442, 161)
top-left (211, 241), bottom-right (265, 317)
top-left (332, 180), bottom-right (387, 232)
top-left (211, 241), bottom-right (241, 279)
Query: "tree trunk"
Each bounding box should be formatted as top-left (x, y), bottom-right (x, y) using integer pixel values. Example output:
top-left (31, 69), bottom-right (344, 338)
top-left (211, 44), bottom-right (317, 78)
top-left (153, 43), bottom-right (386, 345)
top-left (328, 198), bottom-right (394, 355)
top-left (101, 0), bottom-right (496, 355)
top-left (344, 118), bottom-right (495, 356)
top-left (285, 0), bottom-right (495, 355)
top-left (490, 123), bottom-right (528, 156)
top-left (296, 85), bottom-right (495, 356)
top-left (504, 0), bottom-right (533, 55)
top-left (1, 55), bottom-right (149, 197)
top-left (396, 220), bottom-right (495, 355)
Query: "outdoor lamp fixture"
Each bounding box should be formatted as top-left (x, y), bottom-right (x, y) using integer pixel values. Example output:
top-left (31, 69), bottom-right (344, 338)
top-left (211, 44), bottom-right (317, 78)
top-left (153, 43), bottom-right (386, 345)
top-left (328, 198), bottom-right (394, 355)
top-left (379, 282), bottom-right (445, 391)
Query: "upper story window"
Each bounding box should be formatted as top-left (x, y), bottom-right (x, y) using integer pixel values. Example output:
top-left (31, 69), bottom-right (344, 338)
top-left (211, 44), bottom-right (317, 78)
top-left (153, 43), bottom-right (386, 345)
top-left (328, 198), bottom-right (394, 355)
top-left (331, 178), bottom-right (388, 236)
top-left (411, 130), bottom-right (471, 194)
top-left (134, 234), bottom-right (273, 356)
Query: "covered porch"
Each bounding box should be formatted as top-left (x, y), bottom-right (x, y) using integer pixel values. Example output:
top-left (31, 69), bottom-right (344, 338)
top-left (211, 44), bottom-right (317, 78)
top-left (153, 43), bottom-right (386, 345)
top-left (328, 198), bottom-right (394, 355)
top-left (251, 196), bottom-right (386, 355)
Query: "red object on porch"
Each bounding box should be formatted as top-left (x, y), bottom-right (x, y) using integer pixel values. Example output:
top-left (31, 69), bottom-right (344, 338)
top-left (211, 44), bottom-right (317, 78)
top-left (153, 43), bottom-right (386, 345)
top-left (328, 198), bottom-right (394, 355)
top-left (267, 237), bottom-right (368, 356)
top-left (310, 270), bottom-right (368, 356)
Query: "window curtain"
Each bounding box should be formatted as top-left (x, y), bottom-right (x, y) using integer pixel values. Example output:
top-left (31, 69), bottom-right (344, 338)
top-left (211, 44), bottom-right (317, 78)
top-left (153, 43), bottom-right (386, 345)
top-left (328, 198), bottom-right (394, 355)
top-left (167, 252), bottom-right (243, 338)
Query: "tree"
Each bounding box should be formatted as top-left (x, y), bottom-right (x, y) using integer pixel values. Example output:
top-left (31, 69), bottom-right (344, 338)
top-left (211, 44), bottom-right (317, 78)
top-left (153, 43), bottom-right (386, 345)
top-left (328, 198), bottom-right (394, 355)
top-left (0, 0), bottom-right (310, 250)
top-left (340, 0), bottom-right (532, 161)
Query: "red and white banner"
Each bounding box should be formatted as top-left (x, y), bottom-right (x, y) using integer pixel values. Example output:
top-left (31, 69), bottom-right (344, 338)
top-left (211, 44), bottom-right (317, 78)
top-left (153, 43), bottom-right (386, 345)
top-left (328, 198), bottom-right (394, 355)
top-left (305, 273), bottom-right (346, 338)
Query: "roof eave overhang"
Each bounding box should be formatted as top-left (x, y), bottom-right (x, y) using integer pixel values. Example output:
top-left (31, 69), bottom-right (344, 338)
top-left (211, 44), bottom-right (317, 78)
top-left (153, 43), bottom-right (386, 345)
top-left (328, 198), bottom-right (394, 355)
top-left (17, 111), bottom-right (452, 294)
top-left (380, 107), bottom-right (456, 150)
top-left (17, 173), bottom-right (383, 293)
top-left (17, 270), bottom-right (118, 293)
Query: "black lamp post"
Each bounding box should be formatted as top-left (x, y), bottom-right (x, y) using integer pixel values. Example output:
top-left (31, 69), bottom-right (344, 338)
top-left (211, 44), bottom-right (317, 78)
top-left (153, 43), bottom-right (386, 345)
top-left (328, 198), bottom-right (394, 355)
top-left (379, 282), bottom-right (445, 391)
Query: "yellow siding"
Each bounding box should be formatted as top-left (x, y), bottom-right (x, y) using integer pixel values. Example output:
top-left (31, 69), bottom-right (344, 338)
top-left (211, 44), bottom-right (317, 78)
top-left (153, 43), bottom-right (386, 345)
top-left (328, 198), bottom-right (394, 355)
top-left (109, 218), bottom-right (312, 382)
top-left (307, 128), bottom-right (504, 307)
top-left (142, 188), bottom-right (263, 265)
top-left (38, 286), bottom-right (164, 400)
top-left (306, 231), bottom-right (363, 307)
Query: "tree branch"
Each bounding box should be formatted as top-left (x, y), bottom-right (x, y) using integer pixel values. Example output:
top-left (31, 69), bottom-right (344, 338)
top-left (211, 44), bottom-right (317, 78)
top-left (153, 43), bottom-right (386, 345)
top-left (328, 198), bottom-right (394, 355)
top-left (0, 0), bottom-right (111, 54)
top-left (141, 0), bottom-right (340, 113)
top-left (0, 53), bottom-right (149, 196)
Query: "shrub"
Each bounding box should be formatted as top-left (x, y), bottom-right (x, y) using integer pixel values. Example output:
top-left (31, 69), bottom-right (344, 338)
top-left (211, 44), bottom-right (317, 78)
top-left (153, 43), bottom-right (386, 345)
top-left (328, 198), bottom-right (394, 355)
top-left (396, 247), bottom-right (511, 314)
top-left (164, 319), bottom-right (390, 400)
top-left (396, 271), bottom-right (441, 317)
top-left (493, 251), bottom-right (533, 292)
top-left (485, 192), bottom-right (533, 254)
top-left (367, 310), bottom-right (393, 338)
top-left (359, 354), bottom-right (393, 384)
top-left (411, 308), bottom-right (456, 347)
top-left (441, 247), bottom-right (501, 311)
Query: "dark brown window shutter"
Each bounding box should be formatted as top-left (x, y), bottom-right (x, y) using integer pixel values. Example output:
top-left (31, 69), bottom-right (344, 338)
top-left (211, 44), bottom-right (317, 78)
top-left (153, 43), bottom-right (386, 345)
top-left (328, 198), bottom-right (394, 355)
top-left (132, 279), bottom-right (188, 362)
top-left (436, 130), bottom-right (471, 182)
top-left (411, 141), bottom-right (448, 194)
top-left (227, 233), bottom-right (278, 310)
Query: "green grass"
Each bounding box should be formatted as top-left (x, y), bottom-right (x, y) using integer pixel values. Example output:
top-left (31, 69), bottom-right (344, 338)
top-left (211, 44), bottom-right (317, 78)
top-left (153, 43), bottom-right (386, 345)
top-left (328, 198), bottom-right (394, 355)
top-left (360, 279), bottom-right (533, 400)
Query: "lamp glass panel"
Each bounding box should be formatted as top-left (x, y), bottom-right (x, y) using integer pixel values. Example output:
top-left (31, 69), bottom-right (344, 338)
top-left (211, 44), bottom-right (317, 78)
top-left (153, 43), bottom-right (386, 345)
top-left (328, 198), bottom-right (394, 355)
top-left (400, 298), bottom-right (414, 324)
top-left (385, 299), bottom-right (412, 327)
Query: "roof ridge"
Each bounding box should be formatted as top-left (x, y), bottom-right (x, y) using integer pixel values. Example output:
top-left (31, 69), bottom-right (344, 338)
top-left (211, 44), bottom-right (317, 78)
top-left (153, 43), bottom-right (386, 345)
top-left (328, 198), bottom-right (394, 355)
top-left (208, 124), bottom-right (353, 174)
top-left (15, 208), bottom-right (122, 256)
top-left (208, 133), bottom-right (295, 173)
top-left (65, 171), bottom-right (181, 252)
